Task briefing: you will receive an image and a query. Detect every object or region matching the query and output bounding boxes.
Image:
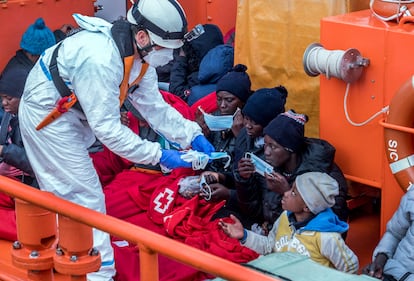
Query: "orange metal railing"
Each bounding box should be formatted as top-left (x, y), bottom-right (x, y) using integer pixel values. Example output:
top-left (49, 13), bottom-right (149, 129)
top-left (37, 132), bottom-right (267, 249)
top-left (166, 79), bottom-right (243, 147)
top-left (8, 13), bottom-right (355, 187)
top-left (0, 175), bottom-right (279, 281)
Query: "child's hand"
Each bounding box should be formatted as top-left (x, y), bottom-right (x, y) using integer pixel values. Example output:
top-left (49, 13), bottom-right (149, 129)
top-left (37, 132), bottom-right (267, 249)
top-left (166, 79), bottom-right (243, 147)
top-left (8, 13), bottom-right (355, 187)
top-left (219, 214), bottom-right (244, 239)
top-left (265, 171), bottom-right (290, 194)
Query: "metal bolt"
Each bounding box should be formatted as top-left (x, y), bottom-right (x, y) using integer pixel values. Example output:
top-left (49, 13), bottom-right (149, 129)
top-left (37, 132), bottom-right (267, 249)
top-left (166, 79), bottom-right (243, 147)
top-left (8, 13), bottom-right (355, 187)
top-left (56, 248), bottom-right (63, 256)
top-left (30, 251), bottom-right (39, 258)
top-left (89, 247), bottom-right (99, 256)
top-left (12, 241), bottom-right (21, 249)
top-left (70, 255), bottom-right (78, 262)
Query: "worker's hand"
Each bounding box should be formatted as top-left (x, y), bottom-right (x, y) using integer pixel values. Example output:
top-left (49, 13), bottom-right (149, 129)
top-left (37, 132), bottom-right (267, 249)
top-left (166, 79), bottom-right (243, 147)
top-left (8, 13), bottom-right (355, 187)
top-left (191, 135), bottom-right (215, 155)
top-left (160, 149), bottom-right (192, 170)
top-left (362, 253), bottom-right (388, 279)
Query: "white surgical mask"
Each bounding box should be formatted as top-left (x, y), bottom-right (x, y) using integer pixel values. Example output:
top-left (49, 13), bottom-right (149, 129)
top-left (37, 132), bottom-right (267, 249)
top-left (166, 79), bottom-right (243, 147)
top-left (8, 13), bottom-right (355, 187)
top-left (199, 107), bottom-right (239, 131)
top-left (180, 150), bottom-right (232, 170)
top-left (143, 48), bottom-right (174, 68)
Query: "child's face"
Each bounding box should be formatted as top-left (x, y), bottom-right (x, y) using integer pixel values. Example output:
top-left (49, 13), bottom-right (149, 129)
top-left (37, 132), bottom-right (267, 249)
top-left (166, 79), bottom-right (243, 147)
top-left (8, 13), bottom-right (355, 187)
top-left (264, 135), bottom-right (291, 168)
top-left (281, 182), bottom-right (307, 213)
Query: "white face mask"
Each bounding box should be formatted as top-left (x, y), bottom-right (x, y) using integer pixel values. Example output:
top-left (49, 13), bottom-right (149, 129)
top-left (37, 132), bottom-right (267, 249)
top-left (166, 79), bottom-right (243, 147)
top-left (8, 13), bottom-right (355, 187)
top-left (143, 48), bottom-right (174, 68)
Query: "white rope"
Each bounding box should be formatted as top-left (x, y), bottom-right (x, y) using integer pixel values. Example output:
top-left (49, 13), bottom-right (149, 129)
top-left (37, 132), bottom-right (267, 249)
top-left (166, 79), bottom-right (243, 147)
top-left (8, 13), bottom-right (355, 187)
top-left (381, 0), bottom-right (414, 4)
top-left (305, 46), bottom-right (345, 81)
top-left (343, 83), bottom-right (390, 126)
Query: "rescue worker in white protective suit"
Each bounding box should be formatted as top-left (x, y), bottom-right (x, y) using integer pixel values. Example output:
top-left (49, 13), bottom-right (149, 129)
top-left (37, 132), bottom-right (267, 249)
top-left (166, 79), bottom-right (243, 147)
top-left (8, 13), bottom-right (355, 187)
top-left (18, 0), bottom-right (215, 280)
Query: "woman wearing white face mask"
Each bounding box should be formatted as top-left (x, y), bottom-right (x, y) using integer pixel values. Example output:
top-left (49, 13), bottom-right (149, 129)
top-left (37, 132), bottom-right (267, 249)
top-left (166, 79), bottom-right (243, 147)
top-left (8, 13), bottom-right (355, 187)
top-left (18, 1), bottom-right (215, 280)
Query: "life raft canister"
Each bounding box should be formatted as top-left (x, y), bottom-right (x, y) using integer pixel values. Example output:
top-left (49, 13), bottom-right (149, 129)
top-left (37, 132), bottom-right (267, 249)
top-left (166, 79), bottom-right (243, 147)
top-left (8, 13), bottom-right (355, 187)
top-left (384, 76), bottom-right (414, 192)
top-left (371, 0), bottom-right (414, 22)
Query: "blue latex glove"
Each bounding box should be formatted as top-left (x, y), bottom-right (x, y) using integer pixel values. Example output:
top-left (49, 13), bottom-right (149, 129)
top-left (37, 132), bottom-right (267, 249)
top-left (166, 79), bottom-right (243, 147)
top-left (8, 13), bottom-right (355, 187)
top-left (191, 135), bottom-right (215, 155)
top-left (160, 149), bottom-right (192, 170)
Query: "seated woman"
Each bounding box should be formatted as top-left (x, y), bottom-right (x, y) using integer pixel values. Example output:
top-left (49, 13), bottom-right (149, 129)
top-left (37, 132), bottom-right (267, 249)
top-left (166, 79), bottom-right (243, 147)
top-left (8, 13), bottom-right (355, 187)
top-left (197, 65), bottom-right (252, 166)
top-left (202, 86), bottom-right (288, 223)
top-left (190, 64), bottom-right (252, 206)
top-left (227, 87), bottom-right (288, 229)
top-left (0, 17), bottom-right (55, 241)
top-left (234, 110), bottom-right (349, 236)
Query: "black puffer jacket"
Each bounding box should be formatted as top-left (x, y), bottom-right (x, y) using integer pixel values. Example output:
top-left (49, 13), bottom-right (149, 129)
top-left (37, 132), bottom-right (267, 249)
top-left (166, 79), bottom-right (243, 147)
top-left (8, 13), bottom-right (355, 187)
top-left (287, 138), bottom-right (349, 223)
top-left (1, 116), bottom-right (34, 177)
top-left (0, 49), bottom-right (37, 187)
top-left (231, 128), bottom-right (283, 229)
top-left (169, 24), bottom-right (224, 100)
top-left (4, 50), bottom-right (35, 72)
top-left (232, 135), bottom-right (349, 233)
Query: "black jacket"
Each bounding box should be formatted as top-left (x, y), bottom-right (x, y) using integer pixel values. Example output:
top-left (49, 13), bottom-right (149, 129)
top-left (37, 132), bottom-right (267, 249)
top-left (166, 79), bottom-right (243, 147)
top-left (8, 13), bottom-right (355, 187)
top-left (1, 116), bottom-right (34, 177)
top-left (232, 134), bottom-right (349, 232)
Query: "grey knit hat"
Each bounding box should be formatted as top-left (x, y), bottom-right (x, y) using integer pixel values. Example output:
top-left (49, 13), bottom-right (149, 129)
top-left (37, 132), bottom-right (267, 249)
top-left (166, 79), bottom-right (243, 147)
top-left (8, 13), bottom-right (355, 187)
top-left (295, 172), bottom-right (338, 214)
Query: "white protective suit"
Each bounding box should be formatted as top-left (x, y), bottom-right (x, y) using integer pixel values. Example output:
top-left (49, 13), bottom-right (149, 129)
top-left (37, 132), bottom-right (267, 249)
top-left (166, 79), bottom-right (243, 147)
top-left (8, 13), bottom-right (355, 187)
top-left (19, 14), bottom-right (202, 280)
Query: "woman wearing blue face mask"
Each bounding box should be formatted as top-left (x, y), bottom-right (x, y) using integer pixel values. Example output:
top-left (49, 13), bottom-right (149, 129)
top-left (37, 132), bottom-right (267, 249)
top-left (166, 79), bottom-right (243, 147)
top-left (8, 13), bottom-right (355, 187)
top-left (195, 64), bottom-right (252, 203)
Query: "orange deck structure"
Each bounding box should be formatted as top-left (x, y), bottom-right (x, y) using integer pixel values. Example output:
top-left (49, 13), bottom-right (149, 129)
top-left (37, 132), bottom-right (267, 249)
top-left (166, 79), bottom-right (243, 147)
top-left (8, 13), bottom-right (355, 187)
top-left (319, 9), bottom-right (413, 233)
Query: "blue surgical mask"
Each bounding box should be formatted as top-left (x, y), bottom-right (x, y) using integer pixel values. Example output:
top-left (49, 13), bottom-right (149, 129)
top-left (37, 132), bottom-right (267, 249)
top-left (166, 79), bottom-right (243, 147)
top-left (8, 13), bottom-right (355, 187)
top-left (245, 152), bottom-right (273, 177)
top-left (199, 107), bottom-right (238, 131)
top-left (210, 152), bottom-right (231, 169)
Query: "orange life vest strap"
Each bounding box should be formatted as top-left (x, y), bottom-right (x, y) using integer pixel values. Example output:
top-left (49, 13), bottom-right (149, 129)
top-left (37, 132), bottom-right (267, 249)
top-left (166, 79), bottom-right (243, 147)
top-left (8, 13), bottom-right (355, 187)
top-left (37, 57), bottom-right (149, 130)
top-left (119, 57), bottom-right (149, 107)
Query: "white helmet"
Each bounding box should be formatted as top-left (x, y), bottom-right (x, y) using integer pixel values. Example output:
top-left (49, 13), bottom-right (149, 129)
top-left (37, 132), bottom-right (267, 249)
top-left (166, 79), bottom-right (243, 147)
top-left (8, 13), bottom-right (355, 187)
top-left (127, 0), bottom-right (187, 49)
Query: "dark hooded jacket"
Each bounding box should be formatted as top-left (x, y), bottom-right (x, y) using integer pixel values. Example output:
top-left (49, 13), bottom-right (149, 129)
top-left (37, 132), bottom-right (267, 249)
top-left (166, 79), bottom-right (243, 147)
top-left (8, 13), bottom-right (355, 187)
top-left (168, 24), bottom-right (224, 101)
top-left (232, 137), bottom-right (349, 233)
top-left (0, 50), bottom-right (37, 186)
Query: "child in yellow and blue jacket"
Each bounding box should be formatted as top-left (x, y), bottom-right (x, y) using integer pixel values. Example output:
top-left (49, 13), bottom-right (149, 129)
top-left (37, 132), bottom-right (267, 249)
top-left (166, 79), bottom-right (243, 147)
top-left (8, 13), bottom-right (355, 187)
top-left (219, 171), bottom-right (359, 273)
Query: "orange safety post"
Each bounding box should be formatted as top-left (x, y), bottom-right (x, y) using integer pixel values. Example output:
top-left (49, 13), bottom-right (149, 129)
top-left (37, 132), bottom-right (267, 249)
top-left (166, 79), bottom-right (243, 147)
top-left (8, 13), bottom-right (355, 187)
top-left (11, 198), bottom-right (57, 281)
top-left (139, 245), bottom-right (159, 281)
top-left (0, 176), bottom-right (280, 281)
top-left (53, 215), bottom-right (101, 281)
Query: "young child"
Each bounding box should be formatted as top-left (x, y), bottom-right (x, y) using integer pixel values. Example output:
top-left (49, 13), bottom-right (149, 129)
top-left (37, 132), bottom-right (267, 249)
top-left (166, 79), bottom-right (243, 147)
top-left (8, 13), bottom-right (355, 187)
top-left (363, 187), bottom-right (413, 281)
top-left (219, 171), bottom-right (359, 273)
